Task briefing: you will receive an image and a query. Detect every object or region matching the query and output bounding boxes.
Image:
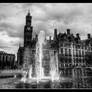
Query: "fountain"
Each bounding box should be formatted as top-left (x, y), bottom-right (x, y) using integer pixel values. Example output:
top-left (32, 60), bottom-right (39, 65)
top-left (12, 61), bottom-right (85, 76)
top-left (35, 31), bottom-right (46, 83)
top-left (20, 30), bottom-right (60, 88)
top-left (20, 47), bottom-right (31, 83)
top-left (50, 51), bottom-right (59, 82)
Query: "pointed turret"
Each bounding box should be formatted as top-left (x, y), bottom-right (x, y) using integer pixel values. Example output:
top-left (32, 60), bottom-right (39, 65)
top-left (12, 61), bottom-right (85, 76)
top-left (54, 28), bottom-right (58, 41)
top-left (26, 9), bottom-right (32, 26)
top-left (24, 10), bottom-right (33, 47)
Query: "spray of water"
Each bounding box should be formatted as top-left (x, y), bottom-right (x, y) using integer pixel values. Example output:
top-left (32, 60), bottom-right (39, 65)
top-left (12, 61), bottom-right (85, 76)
top-left (21, 47), bottom-right (32, 82)
top-left (28, 65), bottom-right (32, 79)
top-left (50, 51), bottom-right (60, 82)
top-left (21, 30), bottom-right (60, 86)
top-left (35, 31), bottom-right (46, 83)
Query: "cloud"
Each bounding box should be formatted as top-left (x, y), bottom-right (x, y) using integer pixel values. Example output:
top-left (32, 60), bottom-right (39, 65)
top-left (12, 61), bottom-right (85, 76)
top-left (28, 3), bottom-right (92, 40)
top-left (0, 3), bottom-right (92, 57)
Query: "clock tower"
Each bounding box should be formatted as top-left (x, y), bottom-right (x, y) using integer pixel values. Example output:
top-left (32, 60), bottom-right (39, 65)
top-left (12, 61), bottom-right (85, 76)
top-left (24, 10), bottom-right (33, 47)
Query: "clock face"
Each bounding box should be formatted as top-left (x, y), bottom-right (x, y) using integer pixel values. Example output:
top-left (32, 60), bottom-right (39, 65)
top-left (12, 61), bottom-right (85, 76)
top-left (27, 27), bottom-right (30, 31)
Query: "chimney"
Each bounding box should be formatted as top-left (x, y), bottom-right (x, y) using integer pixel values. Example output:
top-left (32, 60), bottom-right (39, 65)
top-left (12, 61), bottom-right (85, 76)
top-left (67, 29), bottom-right (70, 35)
top-left (54, 28), bottom-right (57, 41)
top-left (35, 34), bottom-right (38, 41)
top-left (76, 33), bottom-right (80, 40)
top-left (49, 36), bottom-right (51, 41)
top-left (76, 33), bottom-right (79, 37)
top-left (87, 34), bottom-right (91, 39)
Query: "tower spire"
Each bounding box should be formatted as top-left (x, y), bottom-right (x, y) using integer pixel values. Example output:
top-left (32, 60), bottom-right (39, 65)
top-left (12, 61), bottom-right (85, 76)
top-left (24, 9), bottom-right (33, 47)
top-left (28, 9), bottom-right (30, 16)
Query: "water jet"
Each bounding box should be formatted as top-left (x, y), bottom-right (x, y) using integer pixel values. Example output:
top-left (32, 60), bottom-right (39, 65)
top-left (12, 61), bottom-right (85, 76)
top-left (20, 30), bottom-right (60, 88)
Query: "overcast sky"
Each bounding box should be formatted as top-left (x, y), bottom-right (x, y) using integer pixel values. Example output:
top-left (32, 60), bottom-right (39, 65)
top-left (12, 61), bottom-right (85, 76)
top-left (0, 3), bottom-right (92, 58)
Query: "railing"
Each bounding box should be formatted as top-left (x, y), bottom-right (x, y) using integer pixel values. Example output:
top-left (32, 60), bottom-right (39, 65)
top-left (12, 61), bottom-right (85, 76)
top-left (0, 70), bottom-right (23, 74)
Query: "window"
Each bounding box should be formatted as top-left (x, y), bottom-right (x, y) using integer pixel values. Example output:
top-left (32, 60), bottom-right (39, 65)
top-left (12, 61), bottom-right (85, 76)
top-left (79, 50), bottom-right (81, 57)
top-left (65, 48), bottom-right (67, 56)
top-left (82, 50), bottom-right (84, 57)
top-left (76, 58), bottom-right (78, 64)
top-left (69, 58), bottom-right (72, 63)
top-left (61, 48), bottom-right (63, 54)
top-left (74, 58), bottom-right (76, 64)
top-left (79, 59), bottom-right (81, 64)
top-left (65, 59), bottom-right (67, 63)
top-left (69, 49), bottom-right (71, 56)
top-left (32, 50), bottom-right (35, 54)
top-left (76, 49), bottom-right (78, 57)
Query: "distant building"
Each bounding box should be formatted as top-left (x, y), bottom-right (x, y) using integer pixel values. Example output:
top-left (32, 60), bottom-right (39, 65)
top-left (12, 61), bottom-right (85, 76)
top-left (17, 46), bottom-right (24, 69)
top-left (0, 51), bottom-right (15, 70)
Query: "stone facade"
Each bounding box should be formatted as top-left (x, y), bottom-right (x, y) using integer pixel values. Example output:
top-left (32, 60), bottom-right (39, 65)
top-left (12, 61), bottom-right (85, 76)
top-left (17, 11), bottom-right (92, 88)
top-left (0, 51), bottom-right (15, 70)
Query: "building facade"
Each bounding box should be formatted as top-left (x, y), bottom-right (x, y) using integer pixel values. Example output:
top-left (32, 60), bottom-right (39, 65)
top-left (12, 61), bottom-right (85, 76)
top-left (0, 51), bottom-right (15, 70)
top-left (17, 11), bottom-right (92, 88)
top-left (17, 46), bottom-right (24, 69)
